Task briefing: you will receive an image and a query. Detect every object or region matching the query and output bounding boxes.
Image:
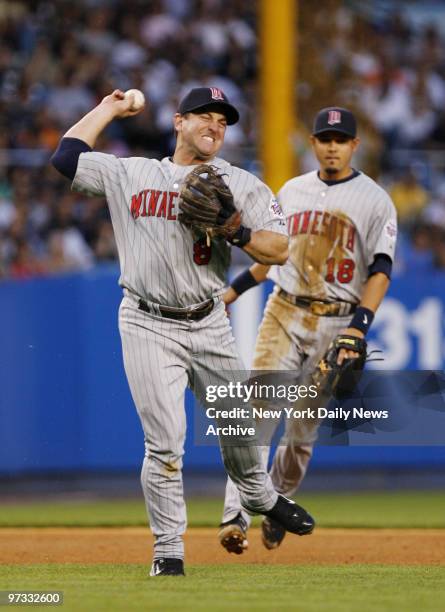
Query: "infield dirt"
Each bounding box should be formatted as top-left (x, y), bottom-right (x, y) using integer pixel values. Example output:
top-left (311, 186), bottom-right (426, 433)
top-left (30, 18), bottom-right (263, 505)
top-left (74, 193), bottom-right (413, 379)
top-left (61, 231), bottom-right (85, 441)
top-left (2, 528), bottom-right (444, 565)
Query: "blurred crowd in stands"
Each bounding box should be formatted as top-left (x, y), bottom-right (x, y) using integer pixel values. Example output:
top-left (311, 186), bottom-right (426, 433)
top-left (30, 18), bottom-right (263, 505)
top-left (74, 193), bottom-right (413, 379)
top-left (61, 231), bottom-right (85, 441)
top-left (1, 0), bottom-right (445, 280)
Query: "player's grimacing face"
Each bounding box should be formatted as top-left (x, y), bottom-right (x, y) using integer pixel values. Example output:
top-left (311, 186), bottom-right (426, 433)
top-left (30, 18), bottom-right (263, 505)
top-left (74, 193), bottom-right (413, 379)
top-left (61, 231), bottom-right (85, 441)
top-left (175, 111), bottom-right (227, 159)
top-left (310, 133), bottom-right (359, 178)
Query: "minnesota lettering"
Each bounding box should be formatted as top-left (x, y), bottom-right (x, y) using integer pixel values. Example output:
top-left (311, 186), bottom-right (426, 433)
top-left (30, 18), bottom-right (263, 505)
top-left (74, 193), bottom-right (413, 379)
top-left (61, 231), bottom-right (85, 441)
top-left (130, 190), bottom-right (178, 220)
top-left (287, 209), bottom-right (356, 252)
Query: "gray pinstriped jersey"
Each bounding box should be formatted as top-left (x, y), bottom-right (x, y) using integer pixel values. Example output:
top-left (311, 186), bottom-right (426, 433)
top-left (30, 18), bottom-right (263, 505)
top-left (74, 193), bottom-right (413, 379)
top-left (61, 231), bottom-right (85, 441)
top-left (268, 170), bottom-right (397, 303)
top-left (72, 153), bottom-right (286, 307)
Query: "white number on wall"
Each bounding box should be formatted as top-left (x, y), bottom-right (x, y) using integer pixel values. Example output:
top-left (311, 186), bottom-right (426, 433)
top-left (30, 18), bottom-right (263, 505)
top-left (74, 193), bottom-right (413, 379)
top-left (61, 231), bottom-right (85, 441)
top-left (369, 298), bottom-right (443, 369)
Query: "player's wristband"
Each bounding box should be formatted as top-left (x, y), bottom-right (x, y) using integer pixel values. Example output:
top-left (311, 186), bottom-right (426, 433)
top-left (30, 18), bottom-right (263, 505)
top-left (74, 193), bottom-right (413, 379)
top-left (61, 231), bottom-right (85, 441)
top-left (231, 269), bottom-right (259, 296)
top-left (228, 225), bottom-right (252, 248)
top-left (349, 306), bottom-right (375, 335)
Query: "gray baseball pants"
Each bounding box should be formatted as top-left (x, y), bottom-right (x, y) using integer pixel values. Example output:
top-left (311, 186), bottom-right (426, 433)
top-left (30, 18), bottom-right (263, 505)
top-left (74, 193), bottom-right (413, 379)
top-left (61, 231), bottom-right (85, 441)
top-left (119, 294), bottom-right (277, 560)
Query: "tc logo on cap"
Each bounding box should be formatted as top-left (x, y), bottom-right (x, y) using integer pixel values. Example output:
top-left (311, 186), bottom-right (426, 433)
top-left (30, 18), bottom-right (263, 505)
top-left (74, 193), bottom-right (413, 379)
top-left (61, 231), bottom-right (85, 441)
top-left (327, 110), bottom-right (341, 125)
top-left (210, 87), bottom-right (224, 101)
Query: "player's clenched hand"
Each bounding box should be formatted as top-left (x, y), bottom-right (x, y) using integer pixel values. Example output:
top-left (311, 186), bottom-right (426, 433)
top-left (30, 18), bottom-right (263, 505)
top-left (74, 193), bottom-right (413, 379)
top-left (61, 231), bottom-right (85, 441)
top-left (100, 90), bottom-right (144, 118)
top-left (336, 327), bottom-right (364, 365)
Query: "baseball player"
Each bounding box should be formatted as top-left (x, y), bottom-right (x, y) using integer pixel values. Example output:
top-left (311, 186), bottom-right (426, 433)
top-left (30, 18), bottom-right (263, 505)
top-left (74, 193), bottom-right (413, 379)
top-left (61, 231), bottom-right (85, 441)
top-left (218, 107), bottom-right (397, 554)
top-left (51, 87), bottom-right (315, 576)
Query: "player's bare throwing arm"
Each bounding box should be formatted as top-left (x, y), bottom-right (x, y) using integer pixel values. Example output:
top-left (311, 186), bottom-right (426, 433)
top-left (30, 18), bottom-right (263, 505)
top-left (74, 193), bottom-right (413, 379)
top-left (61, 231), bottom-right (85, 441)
top-left (51, 87), bottom-right (316, 576)
top-left (219, 107), bottom-right (397, 554)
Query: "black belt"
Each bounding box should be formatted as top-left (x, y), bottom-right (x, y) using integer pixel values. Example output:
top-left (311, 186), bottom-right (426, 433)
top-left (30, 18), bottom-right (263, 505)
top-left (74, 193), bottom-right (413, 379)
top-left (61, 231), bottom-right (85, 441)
top-left (278, 289), bottom-right (356, 317)
top-left (138, 298), bottom-right (214, 321)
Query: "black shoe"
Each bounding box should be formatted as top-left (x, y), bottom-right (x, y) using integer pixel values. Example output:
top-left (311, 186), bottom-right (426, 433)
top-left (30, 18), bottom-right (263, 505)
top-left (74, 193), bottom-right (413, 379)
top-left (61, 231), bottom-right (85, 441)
top-left (218, 512), bottom-right (248, 554)
top-left (263, 495), bottom-right (315, 536)
top-left (261, 516), bottom-right (286, 550)
top-left (150, 558), bottom-right (185, 576)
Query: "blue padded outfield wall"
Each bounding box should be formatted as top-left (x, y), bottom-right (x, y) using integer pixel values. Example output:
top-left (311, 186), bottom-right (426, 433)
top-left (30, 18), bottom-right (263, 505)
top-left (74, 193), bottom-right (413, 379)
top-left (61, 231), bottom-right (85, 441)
top-left (1, 264), bottom-right (445, 475)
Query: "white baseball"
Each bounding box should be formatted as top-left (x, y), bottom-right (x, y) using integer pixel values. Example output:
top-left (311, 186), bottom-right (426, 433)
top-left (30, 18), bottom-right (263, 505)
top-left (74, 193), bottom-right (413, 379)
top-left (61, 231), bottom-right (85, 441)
top-left (124, 89), bottom-right (145, 111)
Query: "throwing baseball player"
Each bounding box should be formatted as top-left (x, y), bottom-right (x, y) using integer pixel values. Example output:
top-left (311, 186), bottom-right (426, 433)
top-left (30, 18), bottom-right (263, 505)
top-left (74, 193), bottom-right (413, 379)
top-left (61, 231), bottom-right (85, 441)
top-left (51, 87), bottom-right (316, 576)
top-left (218, 107), bottom-right (397, 554)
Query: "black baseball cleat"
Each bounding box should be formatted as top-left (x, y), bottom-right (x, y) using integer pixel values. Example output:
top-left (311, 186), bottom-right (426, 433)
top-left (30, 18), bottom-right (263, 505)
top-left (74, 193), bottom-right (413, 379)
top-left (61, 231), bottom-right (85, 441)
top-left (149, 558), bottom-right (185, 576)
top-left (263, 495), bottom-right (315, 537)
top-left (218, 512), bottom-right (248, 554)
top-left (261, 516), bottom-right (287, 550)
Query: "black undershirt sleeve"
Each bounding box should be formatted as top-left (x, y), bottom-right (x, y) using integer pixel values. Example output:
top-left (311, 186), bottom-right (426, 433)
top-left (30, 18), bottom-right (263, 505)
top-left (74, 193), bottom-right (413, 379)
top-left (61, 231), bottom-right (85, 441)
top-left (368, 253), bottom-right (392, 279)
top-left (51, 137), bottom-right (92, 180)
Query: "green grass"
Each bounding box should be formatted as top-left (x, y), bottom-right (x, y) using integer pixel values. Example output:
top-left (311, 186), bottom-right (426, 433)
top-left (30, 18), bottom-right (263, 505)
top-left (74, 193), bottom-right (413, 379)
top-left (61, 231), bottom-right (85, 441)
top-left (0, 492), bottom-right (444, 528)
top-left (1, 493), bottom-right (443, 611)
top-left (0, 564), bottom-right (443, 612)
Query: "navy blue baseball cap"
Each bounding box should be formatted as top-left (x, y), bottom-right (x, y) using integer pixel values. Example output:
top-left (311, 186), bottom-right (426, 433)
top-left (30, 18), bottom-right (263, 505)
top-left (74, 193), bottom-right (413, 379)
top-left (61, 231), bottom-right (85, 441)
top-left (312, 107), bottom-right (357, 138)
top-left (178, 87), bottom-right (239, 125)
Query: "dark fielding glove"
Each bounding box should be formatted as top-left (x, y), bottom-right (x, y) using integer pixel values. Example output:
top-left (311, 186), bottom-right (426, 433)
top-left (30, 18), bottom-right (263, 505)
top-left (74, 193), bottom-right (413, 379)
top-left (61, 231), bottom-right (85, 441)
top-left (178, 164), bottom-right (241, 241)
top-left (312, 334), bottom-right (368, 400)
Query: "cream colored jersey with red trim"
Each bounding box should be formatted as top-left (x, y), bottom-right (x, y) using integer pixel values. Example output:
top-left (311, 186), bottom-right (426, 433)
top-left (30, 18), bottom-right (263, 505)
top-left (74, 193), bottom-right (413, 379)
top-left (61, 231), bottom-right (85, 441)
top-left (268, 170), bottom-right (397, 303)
top-left (72, 153), bottom-right (286, 307)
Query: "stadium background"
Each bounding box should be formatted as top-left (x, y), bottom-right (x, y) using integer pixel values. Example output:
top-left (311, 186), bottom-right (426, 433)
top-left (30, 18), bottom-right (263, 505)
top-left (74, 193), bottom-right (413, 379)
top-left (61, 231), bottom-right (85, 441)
top-left (1, 2), bottom-right (445, 611)
top-left (1, 0), bottom-right (444, 486)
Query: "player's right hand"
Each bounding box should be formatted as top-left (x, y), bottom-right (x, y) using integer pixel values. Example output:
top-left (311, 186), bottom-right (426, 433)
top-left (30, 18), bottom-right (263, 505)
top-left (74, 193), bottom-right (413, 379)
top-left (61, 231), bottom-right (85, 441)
top-left (100, 90), bottom-right (144, 118)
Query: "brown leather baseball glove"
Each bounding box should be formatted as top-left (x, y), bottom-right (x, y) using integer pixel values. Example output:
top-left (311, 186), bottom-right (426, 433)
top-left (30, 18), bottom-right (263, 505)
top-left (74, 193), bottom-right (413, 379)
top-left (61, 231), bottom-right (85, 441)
top-left (312, 334), bottom-right (368, 400)
top-left (178, 164), bottom-right (241, 241)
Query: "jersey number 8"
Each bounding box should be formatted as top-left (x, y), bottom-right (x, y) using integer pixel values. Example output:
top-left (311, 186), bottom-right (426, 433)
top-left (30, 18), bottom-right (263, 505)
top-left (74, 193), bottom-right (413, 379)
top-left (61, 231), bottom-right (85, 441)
top-left (193, 237), bottom-right (212, 265)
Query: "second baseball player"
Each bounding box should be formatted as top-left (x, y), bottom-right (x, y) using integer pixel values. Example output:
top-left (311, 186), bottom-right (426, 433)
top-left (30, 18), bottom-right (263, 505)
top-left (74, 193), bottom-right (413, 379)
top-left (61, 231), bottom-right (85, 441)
top-left (219, 107), bottom-right (397, 554)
